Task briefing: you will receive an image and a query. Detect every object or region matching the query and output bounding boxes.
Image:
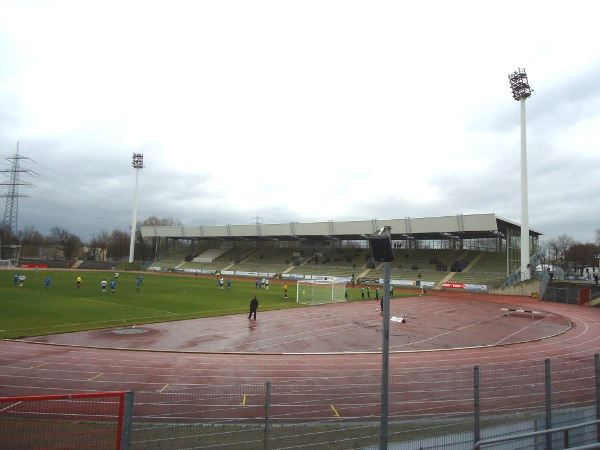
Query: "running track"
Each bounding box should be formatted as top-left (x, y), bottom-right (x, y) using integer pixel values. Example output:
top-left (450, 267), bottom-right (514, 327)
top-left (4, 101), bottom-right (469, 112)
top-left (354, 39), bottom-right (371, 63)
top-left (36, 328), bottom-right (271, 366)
top-left (1, 292), bottom-right (600, 421)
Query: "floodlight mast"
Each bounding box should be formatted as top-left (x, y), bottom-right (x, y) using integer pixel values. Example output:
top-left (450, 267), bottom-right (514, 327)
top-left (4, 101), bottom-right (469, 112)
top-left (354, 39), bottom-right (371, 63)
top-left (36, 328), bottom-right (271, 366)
top-left (508, 68), bottom-right (532, 281)
top-left (128, 153), bottom-right (144, 264)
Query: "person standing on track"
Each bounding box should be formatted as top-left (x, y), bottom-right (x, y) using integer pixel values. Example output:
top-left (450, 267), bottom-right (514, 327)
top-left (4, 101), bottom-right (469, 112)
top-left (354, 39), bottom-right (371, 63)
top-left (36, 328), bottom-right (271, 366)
top-left (248, 296), bottom-right (259, 320)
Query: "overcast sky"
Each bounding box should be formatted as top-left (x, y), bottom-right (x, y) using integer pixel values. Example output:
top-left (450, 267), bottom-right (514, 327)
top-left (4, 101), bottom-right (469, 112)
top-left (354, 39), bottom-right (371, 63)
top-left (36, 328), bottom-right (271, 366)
top-left (1, 0), bottom-right (599, 243)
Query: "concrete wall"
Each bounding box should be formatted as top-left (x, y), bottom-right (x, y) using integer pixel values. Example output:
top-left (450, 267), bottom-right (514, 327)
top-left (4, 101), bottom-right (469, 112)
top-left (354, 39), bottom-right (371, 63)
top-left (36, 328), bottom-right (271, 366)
top-left (490, 279), bottom-right (540, 297)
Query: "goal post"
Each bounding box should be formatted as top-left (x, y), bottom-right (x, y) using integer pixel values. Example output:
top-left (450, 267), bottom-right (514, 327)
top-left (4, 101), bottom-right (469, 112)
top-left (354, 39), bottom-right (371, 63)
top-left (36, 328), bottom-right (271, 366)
top-left (297, 279), bottom-right (347, 305)
top-left (0, 259), bottom-right (15, 269)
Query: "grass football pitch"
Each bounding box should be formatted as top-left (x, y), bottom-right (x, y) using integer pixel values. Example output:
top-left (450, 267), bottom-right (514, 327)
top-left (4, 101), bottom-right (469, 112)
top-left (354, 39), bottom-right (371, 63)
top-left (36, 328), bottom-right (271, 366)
top-left (0, 270), bottom-right (396, 339)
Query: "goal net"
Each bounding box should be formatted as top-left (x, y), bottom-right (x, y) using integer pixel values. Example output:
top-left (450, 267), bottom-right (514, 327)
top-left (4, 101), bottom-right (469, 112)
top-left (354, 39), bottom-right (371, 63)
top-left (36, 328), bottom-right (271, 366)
top-left (297, 279), bottom-right (347, 305)
top-left (0, 259), bottom-right (15, 269)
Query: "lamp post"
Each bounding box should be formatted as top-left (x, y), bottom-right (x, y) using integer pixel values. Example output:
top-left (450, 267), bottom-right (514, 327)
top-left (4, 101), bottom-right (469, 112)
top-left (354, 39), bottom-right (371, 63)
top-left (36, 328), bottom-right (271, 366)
top-left (508, 68), bottom-right (532, 281)
top-left (368, 226), bottom-right (394, 449)
top-left (128, 153), bottom-right (144, 264)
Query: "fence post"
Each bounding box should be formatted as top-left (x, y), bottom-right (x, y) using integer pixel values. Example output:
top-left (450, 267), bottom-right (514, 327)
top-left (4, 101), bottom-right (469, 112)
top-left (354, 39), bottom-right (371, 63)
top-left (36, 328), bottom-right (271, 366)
top-left (120, 391), bottom-right (134, 450)
top-left (474, 366), bottom-right (480, 450)
top-left (545, 359), bottom-right (552, 450)
top-left (264, 381), bottom-right (272, 450)
top-left (595, 354), bottom-right (600, 442)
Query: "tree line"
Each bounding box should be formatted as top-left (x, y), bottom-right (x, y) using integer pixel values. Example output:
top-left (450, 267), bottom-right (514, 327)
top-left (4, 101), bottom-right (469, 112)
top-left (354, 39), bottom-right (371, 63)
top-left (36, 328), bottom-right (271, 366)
top-left (543, 230), bottom-right (600, 272)
top-left (0, 216), bottom-right (181, 262)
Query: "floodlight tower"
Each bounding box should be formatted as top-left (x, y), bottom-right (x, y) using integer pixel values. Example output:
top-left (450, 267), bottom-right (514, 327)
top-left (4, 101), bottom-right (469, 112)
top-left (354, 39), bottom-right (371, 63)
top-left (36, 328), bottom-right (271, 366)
top-left (128, 153), bottom-right (144, 264)
top-left (508, 68), bottom-right (533, 281)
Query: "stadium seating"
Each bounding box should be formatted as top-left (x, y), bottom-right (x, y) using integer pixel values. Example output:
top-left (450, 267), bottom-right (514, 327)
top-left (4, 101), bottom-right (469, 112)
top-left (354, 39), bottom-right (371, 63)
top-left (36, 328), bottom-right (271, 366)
top-left (448, 251), bottom-right (508, 287)
top-left (228, 248), bottom-right (295, 274)
top-left (151, 245), bottom-right (510, 288)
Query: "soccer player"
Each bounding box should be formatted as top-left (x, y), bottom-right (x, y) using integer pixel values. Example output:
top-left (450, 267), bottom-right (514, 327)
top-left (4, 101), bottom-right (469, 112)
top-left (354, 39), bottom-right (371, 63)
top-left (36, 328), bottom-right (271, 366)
top-left (375, 287), bottom-right (380, 301)
top-left (44, 276), bottom-right (52, 289)
top-left (344, 286), bottom-right (348, 300)
top-left (226, 278), bottom-right (231, 289)
top-left (361, 287), bottom-right (365, 299)
top-left (135, 276), bottom-right (142, 291)
top-left (76, 276), bottom-right (82, 289)
top-left (367, 286), bottom-right (371, 299)
top-left (109, 279), bottom-right (116, 293)
top-left (100, 279), bottom-right (108, 293)
top-left (248, 296), bottom-right (258, 320)
top-left (283, 283), bottom-right (288, 300)
top-left (265, 278), bottom-right (269, 290)
top-left (219, 276), bottom-right (224, 289)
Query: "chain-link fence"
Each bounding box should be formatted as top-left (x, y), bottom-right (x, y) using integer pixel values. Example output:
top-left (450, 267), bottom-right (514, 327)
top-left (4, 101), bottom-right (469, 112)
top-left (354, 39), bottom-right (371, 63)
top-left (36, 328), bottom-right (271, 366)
top-left (123, 355), bottom-right (600, 450)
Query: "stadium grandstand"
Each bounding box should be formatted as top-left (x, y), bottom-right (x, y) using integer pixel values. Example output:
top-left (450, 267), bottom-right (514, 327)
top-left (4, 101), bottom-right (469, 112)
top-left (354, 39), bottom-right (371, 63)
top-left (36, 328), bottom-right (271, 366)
top-left (141, 213), bottom-right (541, 291)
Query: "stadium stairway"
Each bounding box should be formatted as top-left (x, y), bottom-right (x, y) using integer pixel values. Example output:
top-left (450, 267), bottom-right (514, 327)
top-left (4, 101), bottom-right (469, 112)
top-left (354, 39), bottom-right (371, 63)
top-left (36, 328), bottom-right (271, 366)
top-left (71, 259), bottom-right (84, 269)
top-left (462, 253), bottom-right (484, 272)
top-left (238, 249), bottom-right (261, 265)
top-left (358, 266), bottom-right (372, 278)
top-left (437, 272), bottom-right (455, 287)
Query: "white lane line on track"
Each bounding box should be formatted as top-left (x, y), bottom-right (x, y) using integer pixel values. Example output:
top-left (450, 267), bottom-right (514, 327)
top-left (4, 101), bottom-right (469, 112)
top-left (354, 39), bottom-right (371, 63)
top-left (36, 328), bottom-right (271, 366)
top-left (494, 326), bottom-right (530, 346)
top-left (0, 401), bottom-right (22, 413)
top-left (86, 372), bottom-right (104, 381)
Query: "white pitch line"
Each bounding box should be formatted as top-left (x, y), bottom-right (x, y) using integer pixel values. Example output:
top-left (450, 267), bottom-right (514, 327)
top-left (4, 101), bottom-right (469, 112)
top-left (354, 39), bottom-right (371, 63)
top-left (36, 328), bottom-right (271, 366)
top-left (494, 326), bottom-right (530, 346)
top-left (0, 401), bottom-right (22, 414)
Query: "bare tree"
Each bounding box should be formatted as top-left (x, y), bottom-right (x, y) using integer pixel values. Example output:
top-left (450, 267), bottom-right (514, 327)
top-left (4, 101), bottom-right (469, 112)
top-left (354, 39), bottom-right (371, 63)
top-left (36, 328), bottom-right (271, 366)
top-left (108, 229), bottom-right (130, 260)
top-left (88, 230), bottom-right (110, 261)
top-left (548, 234), bottom-right (576, 269)
top-left (48, 227), bottom-right (83, 261)
top-left (566, 243), bottom-right (600, 271)
top-left (19, 225), bottom-right (46, 258)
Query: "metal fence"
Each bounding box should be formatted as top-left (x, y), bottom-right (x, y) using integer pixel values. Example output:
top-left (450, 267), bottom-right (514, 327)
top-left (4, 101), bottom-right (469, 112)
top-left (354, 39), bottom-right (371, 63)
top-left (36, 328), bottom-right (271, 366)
top-left (544, 285), bottom-right (600, 304)
top-left (124, 355), bottom-right (600, 450)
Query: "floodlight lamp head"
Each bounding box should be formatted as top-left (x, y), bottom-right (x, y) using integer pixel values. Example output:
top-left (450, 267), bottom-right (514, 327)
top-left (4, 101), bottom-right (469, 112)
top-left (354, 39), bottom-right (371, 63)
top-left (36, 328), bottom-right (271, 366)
top-left (369, 226), bottom-right (394, 262)
top-left (132, 153), bottom-right (144, 169)
top-left (508, 67), bottom-right (532, 101)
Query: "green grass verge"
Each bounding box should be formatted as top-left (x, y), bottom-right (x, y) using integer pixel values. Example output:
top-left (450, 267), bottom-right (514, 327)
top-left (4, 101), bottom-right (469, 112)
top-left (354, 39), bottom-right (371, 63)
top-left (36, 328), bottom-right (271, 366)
top-left (0, 270), bottom-right (412, 339)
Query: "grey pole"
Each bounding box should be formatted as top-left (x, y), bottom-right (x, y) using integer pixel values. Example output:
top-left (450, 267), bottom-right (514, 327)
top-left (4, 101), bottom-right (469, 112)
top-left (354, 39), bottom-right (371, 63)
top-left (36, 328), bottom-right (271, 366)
top-left (508, 68), bottom-right (532, 281)
top-left (545, 359), bottom-right (553, 450)
top-left (474, 366), bottom-right (480, 449)
top-left (128, 153), bottom-right (143, 264)
top-left (519, 97), bottom-right (530, 281)
top-left (120, 391), bottom-right (134, 450)
top-left (380, 261), bottom-right (391, 449)
top-left (264, 381), bottom-right (272, 450)
top-left (595, 354), bottom-right (600, 442)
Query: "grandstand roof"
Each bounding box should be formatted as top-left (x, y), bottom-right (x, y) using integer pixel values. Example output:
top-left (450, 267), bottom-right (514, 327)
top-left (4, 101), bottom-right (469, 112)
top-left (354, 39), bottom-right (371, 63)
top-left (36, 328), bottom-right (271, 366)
top-left (140, 213), bottom-right (541, 242)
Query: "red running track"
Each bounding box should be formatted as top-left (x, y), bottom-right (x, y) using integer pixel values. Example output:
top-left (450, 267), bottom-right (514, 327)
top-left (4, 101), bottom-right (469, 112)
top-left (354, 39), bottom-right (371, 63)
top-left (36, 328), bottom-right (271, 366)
top-left (1, 292), bottom-right (599, 420)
